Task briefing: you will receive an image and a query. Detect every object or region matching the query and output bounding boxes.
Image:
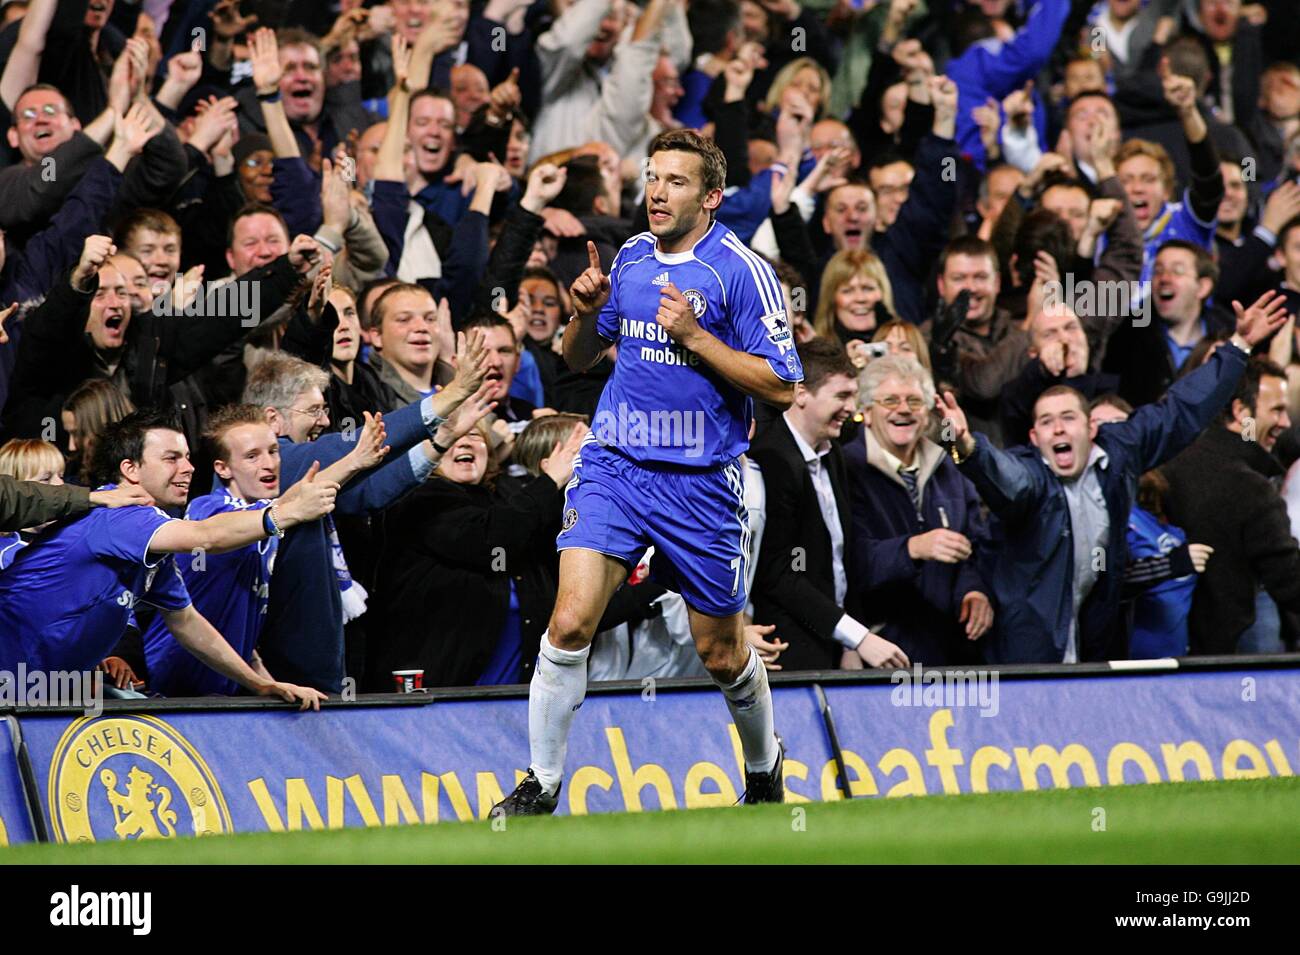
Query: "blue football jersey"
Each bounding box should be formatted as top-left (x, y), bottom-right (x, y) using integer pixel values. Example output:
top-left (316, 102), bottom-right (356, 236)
top-left (592, 221), bottom-right (803, 466)
top-left (0, 488), bottom-right (191, 673)
top-left (0, 531), bottom-right (25, 570)
top-left (142, 487), bottom-right (275, 697)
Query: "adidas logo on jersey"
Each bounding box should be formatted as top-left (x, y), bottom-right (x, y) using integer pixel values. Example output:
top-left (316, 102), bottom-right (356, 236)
top-left (652, 272), bottom-right (671, 287)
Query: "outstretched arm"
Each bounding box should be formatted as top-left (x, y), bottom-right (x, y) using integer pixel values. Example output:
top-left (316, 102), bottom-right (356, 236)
top-left (163, 605), bottom-right (325, 709)
top-left (146, 463), bottom-right (339, 554)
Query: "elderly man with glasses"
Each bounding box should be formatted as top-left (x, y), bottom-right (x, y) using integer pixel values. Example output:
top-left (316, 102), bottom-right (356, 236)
top-left (844, 354), bottom-right (994, 666)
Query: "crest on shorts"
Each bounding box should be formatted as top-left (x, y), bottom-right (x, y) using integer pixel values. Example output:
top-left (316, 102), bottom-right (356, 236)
top-left (562, 508), bottom-right (578, 531)
top-left (683, 289), bottom-right (706, 318)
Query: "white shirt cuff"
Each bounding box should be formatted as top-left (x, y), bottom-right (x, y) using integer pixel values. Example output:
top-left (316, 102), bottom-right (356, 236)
top-left (833, 614), bottom-right (870, 650)
top-left (420, 394), bottom-right (446, 436)
top-left (1001, 123), bottom-right (1041, 175)
top-left (408, 444), bottom-right (435, 481)
top-left (1253, 223), bottom-right (1277, 248)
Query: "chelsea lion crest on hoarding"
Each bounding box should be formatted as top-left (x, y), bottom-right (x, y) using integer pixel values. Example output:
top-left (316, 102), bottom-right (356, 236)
top-left (47, 715), bottom-right (231, 843)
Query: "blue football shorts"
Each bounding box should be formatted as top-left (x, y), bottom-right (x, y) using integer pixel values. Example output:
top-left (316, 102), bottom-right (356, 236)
top-left (557, 438), bottom-right (751, 617)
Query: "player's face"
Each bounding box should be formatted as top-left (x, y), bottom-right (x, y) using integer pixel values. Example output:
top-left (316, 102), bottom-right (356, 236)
top-left (822, 185), bottom-right (876, 250)
top-left (380, 289), bottom-right (439, 374)
top-left (1029, 392), bottom-right (1096, 478)
top-left (1118, 154), bottom-right (1170, 232)
top-left (834, 272), bottom-right (884, 332)
top-left (438, 429), bottom-right (488, 485)
top-left (937, 253), bottom-right (999, 324)
top-left (480, 326), bottom-right (520, 402)
top-left (214, 422), bottom-right (283, 500)
top-left (800, 372), bottom-right (858, 442)
top-left (86, 265), bottom-right (131, 351)
top-left (227, 213), bottom-right (289, 275)
top-left (867, 375), bottom-right (930, 456)
top-left (284, 387), bottom-right (330, 443)
top-left (127, 228), bottom-right (182, 298)
top-left (868, 162), bottom-right (912, 232)
top-left (331, 289), bottom-right (363, 364)
top-left (1040, 185), bottom-right (1090, 243)
top-left (111, 254), bottom-right (153, 313)
top-left (8, 88), bottom-right (79, 163)
top-left (129, 428), bottom-right (195, 507)
top-left (279, 43), bottom-right (325, 124)
top-left (645, 150), bottom-right (719, 248)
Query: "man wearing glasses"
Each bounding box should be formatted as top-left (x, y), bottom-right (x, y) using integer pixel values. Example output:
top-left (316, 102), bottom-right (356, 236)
top-left (844, 353), bottom-right (994, 667)
top-left (0, 79), bottom-right (185, 243)
top-left (749, 337), bottom-right (911, 671)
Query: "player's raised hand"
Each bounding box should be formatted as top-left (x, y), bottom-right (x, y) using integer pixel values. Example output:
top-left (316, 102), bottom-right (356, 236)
top-left (571, 240), bottom-right (611, 317)
top-left (275, 461), bottom-right (340, 526)
top-left (656, 283), bottom-right (701, 348)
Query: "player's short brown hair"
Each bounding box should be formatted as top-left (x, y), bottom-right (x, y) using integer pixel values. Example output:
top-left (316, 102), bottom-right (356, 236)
top-left (648, 129), bottom-right (727, 198)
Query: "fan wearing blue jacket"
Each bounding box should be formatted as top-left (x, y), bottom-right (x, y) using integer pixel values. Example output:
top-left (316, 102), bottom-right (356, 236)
top-left (938, 292), bottom-right (1288, 664)
top-left (242, 329), bottom-right (494, 693)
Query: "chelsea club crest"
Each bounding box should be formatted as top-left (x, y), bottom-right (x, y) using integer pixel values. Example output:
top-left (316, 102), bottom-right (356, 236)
top-left (48, 715), bottom-right (230, 842)
top-left (683, 289), bottom-right (707, 318)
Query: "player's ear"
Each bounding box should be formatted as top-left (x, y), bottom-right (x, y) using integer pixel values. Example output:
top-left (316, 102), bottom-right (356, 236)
top-left (701, 187), bottom-right (723, 213)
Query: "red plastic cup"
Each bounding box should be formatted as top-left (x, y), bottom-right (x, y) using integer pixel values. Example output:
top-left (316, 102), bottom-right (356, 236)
top-left (392, 669), bottom-right (424, 693)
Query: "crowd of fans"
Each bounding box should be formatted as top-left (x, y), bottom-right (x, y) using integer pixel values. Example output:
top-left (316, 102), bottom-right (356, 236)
top-left (0, 0), bottom-right (1298, 699)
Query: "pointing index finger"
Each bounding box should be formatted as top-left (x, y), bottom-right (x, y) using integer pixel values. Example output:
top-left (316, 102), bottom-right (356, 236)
top-left (586, 240), bottom-right (601, 272)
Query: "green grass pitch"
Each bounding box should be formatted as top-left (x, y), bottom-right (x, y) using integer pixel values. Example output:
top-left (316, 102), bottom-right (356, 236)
top-left (5, 776), bottom-right (1298, 864)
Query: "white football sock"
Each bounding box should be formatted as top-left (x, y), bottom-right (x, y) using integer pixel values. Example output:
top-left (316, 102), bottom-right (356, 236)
top-left (528, 631), bottom-right (590, 796)
top-left (714, 645), bottom-right (779, 773)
